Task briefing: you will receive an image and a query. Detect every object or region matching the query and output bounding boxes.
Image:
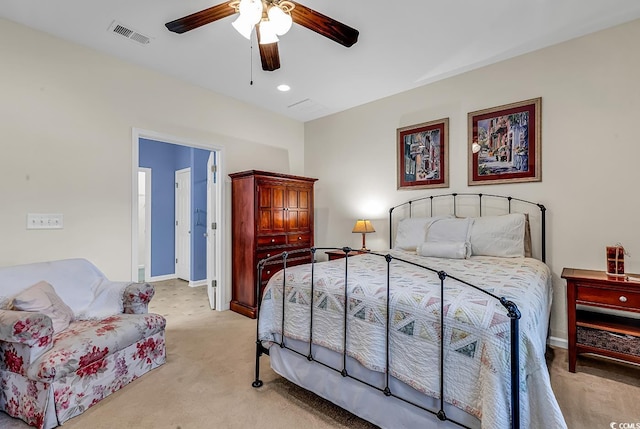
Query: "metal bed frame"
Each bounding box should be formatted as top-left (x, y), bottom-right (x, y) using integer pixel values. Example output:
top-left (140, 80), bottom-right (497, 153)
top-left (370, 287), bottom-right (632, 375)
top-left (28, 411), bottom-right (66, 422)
top-left (251, 193), bottom-right (547, 429)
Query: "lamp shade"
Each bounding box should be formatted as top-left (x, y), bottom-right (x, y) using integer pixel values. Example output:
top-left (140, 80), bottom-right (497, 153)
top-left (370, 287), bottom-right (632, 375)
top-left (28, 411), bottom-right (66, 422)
top-left (268, 5), bottom-right (293, 36)
top-left (239, 0), bottom-right (263, 25)
top-left (352, 220), bottom-right (375, 234)
top-left (232, 15), bottom-right (255, 39)
top-left (232, 0), bottom-right (263, 39)
top-left (258, 20), bottom-right (279, 44)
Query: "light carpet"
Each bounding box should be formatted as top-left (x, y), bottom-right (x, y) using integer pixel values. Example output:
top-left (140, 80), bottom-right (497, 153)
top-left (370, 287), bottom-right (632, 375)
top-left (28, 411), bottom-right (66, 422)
top-left (1, 279), bottom-right (639, 428)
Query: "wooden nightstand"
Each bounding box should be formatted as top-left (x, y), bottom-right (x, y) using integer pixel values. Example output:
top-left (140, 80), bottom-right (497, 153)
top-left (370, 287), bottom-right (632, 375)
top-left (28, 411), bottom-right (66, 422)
top-left (561, 268), bottom-right (640, 373)
top-left (325, 249), bottom-right (367, 261)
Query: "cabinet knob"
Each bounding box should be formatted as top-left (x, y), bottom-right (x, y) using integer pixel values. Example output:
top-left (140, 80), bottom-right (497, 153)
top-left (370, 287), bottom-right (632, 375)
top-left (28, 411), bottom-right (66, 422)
top-left (271, 239), bottom-right (275, 243)
top-left (266, 270), bottom-right (271, 275)
top-left (298, 236), bottom-right (302, 240)
top-left (266, 253), bottom-right (271, 257)
top-left (619, 296), bottom-right (628, 303)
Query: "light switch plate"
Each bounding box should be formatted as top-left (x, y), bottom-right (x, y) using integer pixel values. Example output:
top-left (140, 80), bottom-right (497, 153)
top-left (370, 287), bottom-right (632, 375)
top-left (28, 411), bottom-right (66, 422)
top-left (27, 213), bottom-right (64, 229)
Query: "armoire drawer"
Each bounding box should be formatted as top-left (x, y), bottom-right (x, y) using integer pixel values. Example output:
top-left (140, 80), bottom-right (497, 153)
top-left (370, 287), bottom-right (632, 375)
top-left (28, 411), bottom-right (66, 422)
top-left (257, 235), bottom-right (287, 247)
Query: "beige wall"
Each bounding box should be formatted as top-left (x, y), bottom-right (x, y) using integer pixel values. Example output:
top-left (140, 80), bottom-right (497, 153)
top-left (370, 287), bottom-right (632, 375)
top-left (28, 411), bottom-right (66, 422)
top-left (3, 16), bottom-right (640, 340)
top-left (0, 18), bottom-right (304, 302)
top-left (304, 19), bottom-right (640, 343)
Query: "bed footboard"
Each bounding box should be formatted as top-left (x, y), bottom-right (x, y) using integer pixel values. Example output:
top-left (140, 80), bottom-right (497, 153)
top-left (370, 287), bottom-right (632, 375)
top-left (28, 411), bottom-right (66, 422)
top-left (252, 247), bottom-right (522, 429)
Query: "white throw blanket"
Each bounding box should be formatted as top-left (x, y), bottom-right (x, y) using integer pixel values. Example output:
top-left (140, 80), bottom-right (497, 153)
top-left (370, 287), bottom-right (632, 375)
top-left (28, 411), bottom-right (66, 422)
top-left (258, 251), bottom-right (567, 429)
top-left (0, 258), bottom-right (128, 319)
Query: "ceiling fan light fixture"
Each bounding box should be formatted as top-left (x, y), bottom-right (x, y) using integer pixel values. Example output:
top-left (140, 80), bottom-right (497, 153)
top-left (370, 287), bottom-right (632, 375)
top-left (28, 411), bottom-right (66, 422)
top-left (268, 5), bottom-right (293, 36)
top-left (232, 15), bottom-right (255, 39)
top-left (258, 20), bottom-right (279, 44)
top-left (238, 0), bottom-right (263, 25)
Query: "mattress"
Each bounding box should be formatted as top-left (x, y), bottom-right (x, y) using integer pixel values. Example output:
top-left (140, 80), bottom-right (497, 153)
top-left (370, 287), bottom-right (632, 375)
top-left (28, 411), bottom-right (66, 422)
top-left (269, 335), bottom-right (479, 428)
top-left (258, 250), bottom-right (567, 428)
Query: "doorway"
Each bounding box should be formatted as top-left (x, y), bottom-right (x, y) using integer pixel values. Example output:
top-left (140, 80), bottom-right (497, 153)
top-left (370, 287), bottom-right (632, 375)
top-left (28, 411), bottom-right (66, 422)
top-left (131, 129), bottom-right (225, 311)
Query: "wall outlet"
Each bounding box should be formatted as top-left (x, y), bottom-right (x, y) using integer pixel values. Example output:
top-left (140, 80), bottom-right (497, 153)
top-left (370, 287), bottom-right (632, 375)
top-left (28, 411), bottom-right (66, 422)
top-left (26, 213), bottom-right (64, 229)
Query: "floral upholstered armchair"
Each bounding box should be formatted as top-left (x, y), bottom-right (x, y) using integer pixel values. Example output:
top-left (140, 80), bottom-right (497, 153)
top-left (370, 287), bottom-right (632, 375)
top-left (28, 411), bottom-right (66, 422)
top-left (0, 258), bottom-right (166, 429)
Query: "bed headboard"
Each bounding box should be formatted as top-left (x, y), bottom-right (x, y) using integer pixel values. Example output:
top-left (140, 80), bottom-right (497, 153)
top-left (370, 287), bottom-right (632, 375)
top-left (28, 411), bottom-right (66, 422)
top-left (389, 192), bottom-right (547, 262)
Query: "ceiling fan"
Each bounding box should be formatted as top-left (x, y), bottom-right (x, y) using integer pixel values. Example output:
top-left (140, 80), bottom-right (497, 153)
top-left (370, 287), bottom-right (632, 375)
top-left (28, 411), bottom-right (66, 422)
top-left (165, 0), bottom-right (359, 72)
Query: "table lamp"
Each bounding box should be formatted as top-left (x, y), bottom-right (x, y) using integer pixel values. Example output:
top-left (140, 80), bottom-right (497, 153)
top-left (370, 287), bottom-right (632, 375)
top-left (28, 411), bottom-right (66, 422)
top-left (352, 219), bottom-right (375, 251)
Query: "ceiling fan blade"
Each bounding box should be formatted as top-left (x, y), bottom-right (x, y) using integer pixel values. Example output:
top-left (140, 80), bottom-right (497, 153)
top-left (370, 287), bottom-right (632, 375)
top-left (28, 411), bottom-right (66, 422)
top-left (258, 42), bottom-right (281, 71)
top-left (289, 1), bottom-right (359, 48)
top-left (165, 1), bottom-right (236, 34)
top-left (256, 23), bottom-right (281, 71)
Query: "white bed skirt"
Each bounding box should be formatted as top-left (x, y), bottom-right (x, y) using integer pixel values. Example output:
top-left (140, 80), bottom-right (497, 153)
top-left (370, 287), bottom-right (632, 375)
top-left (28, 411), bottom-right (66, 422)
top-left (267, 337), bottom-right (481, 429)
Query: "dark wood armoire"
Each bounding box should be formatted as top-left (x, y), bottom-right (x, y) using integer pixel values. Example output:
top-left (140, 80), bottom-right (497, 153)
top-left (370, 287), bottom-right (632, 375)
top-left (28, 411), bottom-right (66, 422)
top-left (229, 170), bottom-right (317, 318)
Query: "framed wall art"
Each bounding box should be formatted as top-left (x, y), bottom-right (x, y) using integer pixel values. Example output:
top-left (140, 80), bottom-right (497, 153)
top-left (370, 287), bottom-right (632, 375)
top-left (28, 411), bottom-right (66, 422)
top-left (397, 118), bottom-right (449, 190)
top-left (468, 97), bottom-right (541, 186)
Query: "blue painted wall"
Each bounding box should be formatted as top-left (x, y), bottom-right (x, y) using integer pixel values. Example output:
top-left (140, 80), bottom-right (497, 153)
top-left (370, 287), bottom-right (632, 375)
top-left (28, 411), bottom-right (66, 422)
top-left (139, 138), bottom-right (210, 281)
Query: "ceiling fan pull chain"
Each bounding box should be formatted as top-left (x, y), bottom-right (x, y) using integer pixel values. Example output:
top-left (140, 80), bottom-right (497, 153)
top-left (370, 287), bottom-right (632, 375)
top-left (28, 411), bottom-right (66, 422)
top-left (250, 36), bottom-right (254, 86)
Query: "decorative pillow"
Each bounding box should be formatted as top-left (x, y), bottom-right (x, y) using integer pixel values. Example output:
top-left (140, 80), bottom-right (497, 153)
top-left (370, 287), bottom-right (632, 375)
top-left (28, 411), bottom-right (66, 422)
top-left (394, 216), bottom-right (452, 251)
top-left (75, 279), bottom-right (127, 320)
top-left (422, 217), bottom-right (473, 258)
top-left (417, 241), bottom-right (471, 259)
top-left (10, 281), bottom-right (74, 333)
top-left (469, 213), bottom-right (526, 257)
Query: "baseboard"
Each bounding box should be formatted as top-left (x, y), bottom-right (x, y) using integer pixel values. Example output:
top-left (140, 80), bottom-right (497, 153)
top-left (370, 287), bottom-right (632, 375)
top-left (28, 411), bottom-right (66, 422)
top-left (188, 279), bottom-right (207, 288)
top-left (148, 273), bottom-right (176, 282)
top-left (548, 336), bottom-right (568, 349)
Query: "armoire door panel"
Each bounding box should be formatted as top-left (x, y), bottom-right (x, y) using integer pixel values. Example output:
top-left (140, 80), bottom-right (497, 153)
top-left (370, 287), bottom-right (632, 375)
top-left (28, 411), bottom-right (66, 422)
top-left (298, 191), bottom-right (309, 209)
top-left (298, 211), bottom-right (309, 229)
top-left (273, 187), bottom-right (285, 208)
top-left (259, 210), bottom-right (272, 231)
top-left (288, 189), bottom-right (299, 208)
top-left (272, 210), bottom-right (286, 231)
top-left (259, 187), bottom-right (272, 208)
top-left (288, 211), bottom-right (299, 230)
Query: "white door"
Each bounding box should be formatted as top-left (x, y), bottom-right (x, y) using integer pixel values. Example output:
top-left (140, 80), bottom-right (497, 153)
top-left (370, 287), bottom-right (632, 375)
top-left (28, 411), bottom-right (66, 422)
top-left (138, 168), bottom-right (152, 282)
top-left (206, 153), bottom-right (217, 309)
top-left (175, 168), bottom-right (191, 281)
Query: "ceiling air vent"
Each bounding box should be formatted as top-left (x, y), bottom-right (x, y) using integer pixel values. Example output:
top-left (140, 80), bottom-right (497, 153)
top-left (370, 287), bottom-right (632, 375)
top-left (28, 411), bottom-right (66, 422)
top-left (108, 21), bottom-right (151, 45)
top-left (287, 98), bottom-right (327, 115)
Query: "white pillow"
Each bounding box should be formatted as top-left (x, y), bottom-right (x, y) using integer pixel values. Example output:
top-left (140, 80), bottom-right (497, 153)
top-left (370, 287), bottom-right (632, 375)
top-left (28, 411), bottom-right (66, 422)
top-left (10, 281), bottom-right (74, 333)
top-left (469, 213), bottom-right (526, 257)
top-left (394, 216), bottom-right (452, 251)
top-left (426, 217), bottom-right (473, 243)
top-left (76, 279), bottom-right (127, 320)
top-left (423, 217), bottom-right (473, 258)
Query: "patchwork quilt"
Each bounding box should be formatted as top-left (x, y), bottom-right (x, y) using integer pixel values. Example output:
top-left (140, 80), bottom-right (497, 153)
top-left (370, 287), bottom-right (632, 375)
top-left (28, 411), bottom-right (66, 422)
top-left (258, 250), bottom-right (567, 429)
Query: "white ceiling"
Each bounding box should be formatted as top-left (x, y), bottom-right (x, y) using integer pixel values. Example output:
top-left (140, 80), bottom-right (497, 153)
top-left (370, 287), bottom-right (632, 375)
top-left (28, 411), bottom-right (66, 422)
top-left (3, 1), bottom-right (640, 122)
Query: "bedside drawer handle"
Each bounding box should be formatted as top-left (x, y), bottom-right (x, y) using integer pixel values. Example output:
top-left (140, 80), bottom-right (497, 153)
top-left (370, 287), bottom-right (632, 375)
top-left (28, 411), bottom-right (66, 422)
top-left (619, 296), bottom-right (628, 303)
top-left (271, 239), bottom-right (275, 243)
top-left (298, 236), bottom-right (302, 240)
top-left (266, 270), bottom-right (271, 275)
top-left (266, 253), bottom-right (271, 257)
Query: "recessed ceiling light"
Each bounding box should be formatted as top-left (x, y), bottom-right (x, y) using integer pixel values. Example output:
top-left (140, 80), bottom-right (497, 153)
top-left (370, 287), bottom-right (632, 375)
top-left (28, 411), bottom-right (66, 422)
top-left (277, 84), bottom-right (291, 92)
